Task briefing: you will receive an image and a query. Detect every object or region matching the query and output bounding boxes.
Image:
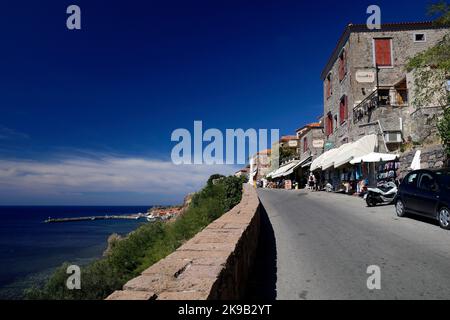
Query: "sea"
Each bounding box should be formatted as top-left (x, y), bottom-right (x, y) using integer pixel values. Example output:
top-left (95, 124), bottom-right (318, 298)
top-left (0, 206), bottom-right (150, 299)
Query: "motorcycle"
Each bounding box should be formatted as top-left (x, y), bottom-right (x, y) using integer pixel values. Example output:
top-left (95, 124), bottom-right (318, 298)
top-left (364, 181), bottom-right (398, 207)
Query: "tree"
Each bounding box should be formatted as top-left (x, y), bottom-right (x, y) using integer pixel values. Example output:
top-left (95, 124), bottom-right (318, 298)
top-left (406, 1), bottom-right (450, 154)
top-left (279, 145), bottom-right (296, 162)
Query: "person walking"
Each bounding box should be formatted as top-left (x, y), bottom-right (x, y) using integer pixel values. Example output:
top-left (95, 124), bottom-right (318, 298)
top-left (308, 174), bottom-right (315, 190)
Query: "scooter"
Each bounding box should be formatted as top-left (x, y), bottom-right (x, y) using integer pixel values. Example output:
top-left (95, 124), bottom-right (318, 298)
top-left (364, 181), bottom-right (398, 207)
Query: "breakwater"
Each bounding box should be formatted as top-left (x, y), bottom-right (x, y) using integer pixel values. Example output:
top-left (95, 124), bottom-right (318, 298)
top-left (44, 214), bottom-right (144, 223)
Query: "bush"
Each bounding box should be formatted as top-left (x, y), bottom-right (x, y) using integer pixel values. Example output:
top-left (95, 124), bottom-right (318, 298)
top-left (25, 175), bottom-right (244, 300)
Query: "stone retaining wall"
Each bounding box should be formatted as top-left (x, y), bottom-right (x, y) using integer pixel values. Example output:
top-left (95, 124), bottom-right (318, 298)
top-left (106, 184), bottom-right (261, 300)
top-left (398, 144), bottom-right (449, 178)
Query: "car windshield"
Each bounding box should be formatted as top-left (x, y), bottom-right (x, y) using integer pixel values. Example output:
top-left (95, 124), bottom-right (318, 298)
top-left (435, 171), bottom-right (450, 189)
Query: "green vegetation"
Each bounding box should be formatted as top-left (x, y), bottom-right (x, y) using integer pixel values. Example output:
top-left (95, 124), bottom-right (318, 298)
top-left (438, 108), bottom-right (450, 155)
top-left (280, 145), bottom-right (297, 162)
top-left (25, 175), bottom-right (246, 300)
top-left (406, 1), bottom-right (450, 154)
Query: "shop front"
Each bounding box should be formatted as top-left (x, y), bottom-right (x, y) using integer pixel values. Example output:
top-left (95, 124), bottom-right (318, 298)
top-left (310, 135), bottom-right (399, 194)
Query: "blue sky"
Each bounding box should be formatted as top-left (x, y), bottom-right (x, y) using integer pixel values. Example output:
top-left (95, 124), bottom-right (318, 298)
top-left (0, 0), bottom-right (436, 205)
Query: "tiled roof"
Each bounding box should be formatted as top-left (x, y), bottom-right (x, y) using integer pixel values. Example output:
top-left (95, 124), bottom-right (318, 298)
top-left (320, 21), bottom-right (448, 80)
top-left (257, 149), bottom-right (271, 155)
top-left (280, 135), bottom-right (298, 142)
top-left (295, 122), bottom-right (323, 133)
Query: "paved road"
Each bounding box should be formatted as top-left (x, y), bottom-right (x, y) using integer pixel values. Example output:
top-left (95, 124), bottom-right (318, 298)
top-left (257, 189), bottom-right (450, 300)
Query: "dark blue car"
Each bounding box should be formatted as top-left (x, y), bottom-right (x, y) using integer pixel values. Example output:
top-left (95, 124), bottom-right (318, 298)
top-left (395, 169), bottom-right (450, 229)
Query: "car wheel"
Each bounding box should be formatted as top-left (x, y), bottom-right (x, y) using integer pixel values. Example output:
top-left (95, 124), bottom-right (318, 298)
top-left (438, 207), bottom-right (450, 230)
top-left (395, 199), bottom-right (406, 217)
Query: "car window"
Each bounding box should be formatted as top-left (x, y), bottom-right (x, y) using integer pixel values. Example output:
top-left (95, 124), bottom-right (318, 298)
top-left (418, 173), bottom-right (436, 191)
top-left (436, 171), bottom-right (450, 190)
top-left (405, 173), bottom-right (418, 187)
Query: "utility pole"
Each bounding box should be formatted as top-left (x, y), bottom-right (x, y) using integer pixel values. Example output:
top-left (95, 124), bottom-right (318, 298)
top-left (375, 64), bottom-right (380, 108)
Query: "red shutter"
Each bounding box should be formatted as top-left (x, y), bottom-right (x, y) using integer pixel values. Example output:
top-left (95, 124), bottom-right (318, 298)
top-left (345, 95), bottom-right (349, 120)
top-left (339, 95), bottom-right (348, 124)
top-left (326, 114), bottom-right (333, 136)
top-left (304, 137), bottom-right (308, 153)
top-left (375, 39), bottom-right (392, 67)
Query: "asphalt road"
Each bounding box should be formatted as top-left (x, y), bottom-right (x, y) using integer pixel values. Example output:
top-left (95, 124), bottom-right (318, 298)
top-left (257, 189), bottom-right (450, 300)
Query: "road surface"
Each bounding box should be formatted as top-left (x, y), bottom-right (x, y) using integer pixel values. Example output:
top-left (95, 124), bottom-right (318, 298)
top-left (256, 189), bottom-right (450, 300)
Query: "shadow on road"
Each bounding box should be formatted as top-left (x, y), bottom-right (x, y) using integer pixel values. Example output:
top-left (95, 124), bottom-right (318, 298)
top-left (403, 213), bottom-right (440, 227)
top-left (245, 204), bottom-right (277, 300)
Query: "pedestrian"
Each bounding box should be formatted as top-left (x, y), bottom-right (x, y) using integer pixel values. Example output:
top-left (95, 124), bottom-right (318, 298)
top-left (308, 174), bottom-right (315, 190)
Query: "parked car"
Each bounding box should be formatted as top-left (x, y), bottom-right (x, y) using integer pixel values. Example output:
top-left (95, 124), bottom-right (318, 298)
top-left (395, 169), bottom-right (450, 229)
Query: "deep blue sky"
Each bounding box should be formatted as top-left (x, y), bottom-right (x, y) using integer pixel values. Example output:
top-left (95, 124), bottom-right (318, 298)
top-left (0, 0), bottom-right (436, 205)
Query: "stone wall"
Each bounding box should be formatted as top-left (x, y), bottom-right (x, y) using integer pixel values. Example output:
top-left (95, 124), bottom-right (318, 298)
top-left (323, 26), bottom-right (449, 149)
top-left (398, 144), bottom-right (449, 179)
top-left (406, 107), bottom-right (443, 145)
top-left (106, 184), bottom-right (261, 300)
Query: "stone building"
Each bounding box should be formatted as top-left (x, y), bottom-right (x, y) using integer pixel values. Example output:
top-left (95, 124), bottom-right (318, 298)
top-left (321, 22), bottom-right (449, 153)
top-left (249, 149), bottom-right (272, 185)
top-left (296, 121), bottom-right (325, 164)
top-left (270, 135), bottom-right (299, 171)
top-left (234, 166), bottom-right (249, 179)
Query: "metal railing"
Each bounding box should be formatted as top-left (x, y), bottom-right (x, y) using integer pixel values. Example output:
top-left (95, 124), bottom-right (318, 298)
top-left (353, 89), bottom-right (408, 124)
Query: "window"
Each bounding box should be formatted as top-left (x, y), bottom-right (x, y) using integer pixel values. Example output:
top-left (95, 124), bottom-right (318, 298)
top-left (339, 50), bottom-right (347, 81)
top-left (406, 173), bottom-right (418, 187)
top-left (339, 95), bottom-right (348, 124)
top-left (419, 173), bottom-right (436, 191)
top-left (436, 171), bottom-right (450, 190)
top-left (414, 33), bottom-right (426, 42)
top-left (374, 38), bottom-right (392, 67)
top-left (326, 74), bottom-right (332, 98)
top-left (303, 137), bottom-right (308, 153)
top-left (326, 113), bottom-right (333, 136)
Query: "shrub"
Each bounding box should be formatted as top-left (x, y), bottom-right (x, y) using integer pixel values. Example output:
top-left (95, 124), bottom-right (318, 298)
top-left (25, 175), bottom-right (244, 300)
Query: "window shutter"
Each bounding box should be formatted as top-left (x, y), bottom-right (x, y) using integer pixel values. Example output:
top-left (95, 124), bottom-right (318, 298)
top-left (375, 39), bottom-right (392, 67)
top-left (344, 95), bottom-right (348, 120)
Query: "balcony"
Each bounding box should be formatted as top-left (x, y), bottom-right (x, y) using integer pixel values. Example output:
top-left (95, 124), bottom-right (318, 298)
top-left (353, 88), bottom-right (408, 124)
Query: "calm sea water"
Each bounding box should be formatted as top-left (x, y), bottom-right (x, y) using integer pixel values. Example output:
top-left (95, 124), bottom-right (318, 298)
top-left (0, 206), bottom-right (150, 299)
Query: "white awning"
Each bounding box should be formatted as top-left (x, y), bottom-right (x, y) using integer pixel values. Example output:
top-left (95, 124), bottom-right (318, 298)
top-left (311, 134), bottom-right (378, 170)
top-left (310, 152), bottom-right (327, 171)
top-left (284, 158), bottom-right (309, 176)
top-left (333, 134), bottom-right (378, 168)
top-left (302, 161), bottom-right (312, 168)
top-left (268, 160), bottom-right (300, 179)
top-left (320, 146), bottom-right (347, 170)
top-left (350, 152), bottom-right (399, 164)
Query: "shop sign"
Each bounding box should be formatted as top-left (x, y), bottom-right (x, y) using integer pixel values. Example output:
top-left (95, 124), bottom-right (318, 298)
top-left (288, 140), bottom-right (298, 147)
top-left (355, 70), bottom-right (375, 83)
top-left (324, 142), bottom-right (334, 151)
top-left (312, 139), bottom-right (324, 148)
